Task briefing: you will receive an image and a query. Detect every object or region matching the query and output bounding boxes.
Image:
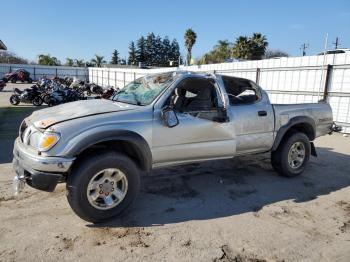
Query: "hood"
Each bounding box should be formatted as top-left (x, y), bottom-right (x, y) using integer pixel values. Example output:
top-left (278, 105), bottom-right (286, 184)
top-left (27, 99), bottom-right (135, 129)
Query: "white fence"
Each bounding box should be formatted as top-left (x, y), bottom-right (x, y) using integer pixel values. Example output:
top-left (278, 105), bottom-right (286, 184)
top-left (1, 54), bottom-right (349, 133)
top-left (0, 63), bottom-right (88, 81)
top-left (88, 54), bottom-right (350, 133)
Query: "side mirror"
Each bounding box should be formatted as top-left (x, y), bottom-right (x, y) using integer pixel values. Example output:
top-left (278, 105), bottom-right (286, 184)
top-left (161, 107), bottom-right (179, 128)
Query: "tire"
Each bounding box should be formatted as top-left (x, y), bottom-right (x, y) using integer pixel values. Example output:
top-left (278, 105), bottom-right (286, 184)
top-left (86, 90), bottom-right (92, 96)
top-left (3, 78), bottom-right (8, 83)
top-left (42, 94), bottom-right (51, 104)
top-left (11, 77), bottom-right (17, 83)
top-left (9, 95), bottom-right (20, 105)
top-left (28, 78), bottom-right (33, 83)
top-left (66, 151), bottom-right (140, 223)
top-left (32, 96), bottom-right (43, 106)
top-left (271, 132), bottom-right (311, 177)
top-left (0, 86), bottom-right (4, 92)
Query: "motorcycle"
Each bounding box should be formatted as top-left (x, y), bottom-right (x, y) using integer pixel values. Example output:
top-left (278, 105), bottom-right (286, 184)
top-left (0, 80), bottom-right (6, 91)
top-left (47, 86), bottom-right (84, 106)
top-left (85, 83), bottom-right (104, 96)
top-left (9, 86), bottom-right (43, 106)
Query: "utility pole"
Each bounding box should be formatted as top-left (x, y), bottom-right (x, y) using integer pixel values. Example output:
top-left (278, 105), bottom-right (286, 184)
top-left (300, 43), bottom-right (309, 56)
top-left (333, 37), bottom-right (341, 49)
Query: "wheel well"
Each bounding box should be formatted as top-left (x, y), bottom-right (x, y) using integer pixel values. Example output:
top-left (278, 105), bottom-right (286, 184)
top-left (285, 123), bottom-right (315, 141)
top-left (73, 140), bottom-right (150, 172)
top-left (272, 121), bottom-right (315, 151)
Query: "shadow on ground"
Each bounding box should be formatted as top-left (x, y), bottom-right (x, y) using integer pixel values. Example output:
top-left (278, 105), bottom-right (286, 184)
top-left (88, 146), bottom-right (350, 228)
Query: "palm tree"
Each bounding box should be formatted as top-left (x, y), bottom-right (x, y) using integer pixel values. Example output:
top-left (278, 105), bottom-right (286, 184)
top-left (91, 55), bottom-right (106, 67)
top-left (232, 36), bottom-right (251, 60)
top-left (38, 54), bottom-right (60, 66)
top-left (75, 59), bottom-right (85, 67)
top-left (66, 58), bottom-right (74, 66)
top-left (184, 28), bottom-right (197, 65)
top-left (250, 33), bottom-right (268, 60)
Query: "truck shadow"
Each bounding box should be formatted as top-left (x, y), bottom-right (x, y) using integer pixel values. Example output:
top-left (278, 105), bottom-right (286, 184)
top-left (92, 146), bottom-right (350, 228)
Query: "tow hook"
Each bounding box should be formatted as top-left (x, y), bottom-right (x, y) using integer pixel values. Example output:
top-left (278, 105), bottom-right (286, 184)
top-left (13, 175), bottom-right (26, 196)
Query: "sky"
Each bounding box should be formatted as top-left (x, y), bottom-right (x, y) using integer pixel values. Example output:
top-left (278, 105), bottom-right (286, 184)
top-left (1, 0), bottom-right (350, 63)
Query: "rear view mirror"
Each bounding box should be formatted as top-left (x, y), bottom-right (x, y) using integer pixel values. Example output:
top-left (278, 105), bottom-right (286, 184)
top-left (161, 107), bottom-right (179, 128)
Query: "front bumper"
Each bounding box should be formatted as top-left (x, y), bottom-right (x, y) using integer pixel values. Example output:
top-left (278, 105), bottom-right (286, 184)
top-left (12, 138), bottom-right (75, 192)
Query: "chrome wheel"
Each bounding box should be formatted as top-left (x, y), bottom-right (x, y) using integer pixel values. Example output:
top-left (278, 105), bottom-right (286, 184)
top-left (87, 168), bottom-right (128, 210)
top-left (288, 142), bottom-right (305, 169)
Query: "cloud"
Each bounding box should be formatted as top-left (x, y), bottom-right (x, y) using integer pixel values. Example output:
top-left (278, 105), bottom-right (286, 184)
top-left (289, 24), bottom-right (305, 30)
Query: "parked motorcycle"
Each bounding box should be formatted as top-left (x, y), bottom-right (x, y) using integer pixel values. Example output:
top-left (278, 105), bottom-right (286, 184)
top-left (9, 86), bottom-right (43, 106)
top-left (0, 80), bottom-right (6, 91)
top-left (85, 83), bottom-right (104, 96)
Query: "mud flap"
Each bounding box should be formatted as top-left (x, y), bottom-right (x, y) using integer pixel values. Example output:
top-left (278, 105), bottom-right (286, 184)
top-left (310, 142), bottom-right (317, 157)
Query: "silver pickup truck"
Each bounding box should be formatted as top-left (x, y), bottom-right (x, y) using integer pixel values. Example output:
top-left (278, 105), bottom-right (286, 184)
top-left (13, 71), bottom-right (336, 222)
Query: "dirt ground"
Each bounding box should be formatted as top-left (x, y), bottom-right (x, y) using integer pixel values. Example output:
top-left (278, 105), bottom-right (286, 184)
top-left (1, 83), bottom-right (350, 262)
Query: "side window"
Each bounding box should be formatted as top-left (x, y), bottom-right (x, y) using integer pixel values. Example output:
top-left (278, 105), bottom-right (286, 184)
top-left (222, 76), bottom-right (261, 105)
top-left (169, 77), bottom-right (218, 112)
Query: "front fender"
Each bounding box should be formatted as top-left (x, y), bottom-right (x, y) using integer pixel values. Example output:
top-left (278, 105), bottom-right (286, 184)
top-left (62, 129), bottom-right (152, 171)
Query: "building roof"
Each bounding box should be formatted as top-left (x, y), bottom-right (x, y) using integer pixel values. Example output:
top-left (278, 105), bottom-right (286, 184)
top-left (0, 40), bottom-right (7, 50)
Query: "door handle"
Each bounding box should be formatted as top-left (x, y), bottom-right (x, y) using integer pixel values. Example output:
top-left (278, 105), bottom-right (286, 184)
top-left (258, 110), bottom-right (267, 117)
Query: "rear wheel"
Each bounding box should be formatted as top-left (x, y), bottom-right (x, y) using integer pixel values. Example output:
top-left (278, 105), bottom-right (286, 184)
top-left (66, 151), bottom-right (140, 223)
top-left (271, 132), bottom-right (311, 177)
top-left (9, 95), bottom-right (20, 105)
top-left (28, 78), bottom-right (33, 83)
top-left (32, 96), bottom-right (43, 106)
top-left (11, 77), bottom-right (17, 83)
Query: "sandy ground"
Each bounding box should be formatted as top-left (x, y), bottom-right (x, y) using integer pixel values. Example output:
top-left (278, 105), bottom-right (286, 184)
top-left (1, 84), bottom-right (350, 262)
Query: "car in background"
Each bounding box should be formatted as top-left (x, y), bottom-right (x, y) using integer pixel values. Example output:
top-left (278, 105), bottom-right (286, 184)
top-left (317, 49), bottom-right (350, 55)
top-left (2, 68), bottom-right (33, 83)
top-left (0, 79), bottom-right (6, 91)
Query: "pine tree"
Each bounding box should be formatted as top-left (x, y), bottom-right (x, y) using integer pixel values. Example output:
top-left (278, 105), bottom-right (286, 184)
top-left (128, 41), bottom-right (137, 65)
top-left (111, 49), bottom-right (119, 64)
top-left (170, 39), bottom-right (181, 66)
top-left (136, 36), bottom-right (146, 63)
top-left (162, 36), bottom-right (171, 66)
top-left (145, 33), bottom-right (156, 66)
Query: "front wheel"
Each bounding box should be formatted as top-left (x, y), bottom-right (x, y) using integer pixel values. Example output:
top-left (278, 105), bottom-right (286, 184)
top-left (66, 151), bottom-right (140, 223)
top-left (11, 77), bottom-right (17, 83)
top-left (10, 95), bottom-right (20, 105)
top-left (271, 132), bottom-right (311, 177)
top-left (32, 96), bottom-right (43, 106)
top-left (28, 78), bottom-right (33, 83)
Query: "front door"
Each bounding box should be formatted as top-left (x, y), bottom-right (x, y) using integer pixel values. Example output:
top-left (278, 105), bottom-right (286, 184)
top-left (151, 76), bottom-right (236, 166)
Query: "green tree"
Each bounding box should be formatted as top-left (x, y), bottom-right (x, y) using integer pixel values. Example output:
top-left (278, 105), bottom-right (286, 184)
top-left (111, 49), bottom-right (119, 64)
top-left (91, 55), bottom-right (106, 67)
top-left (128, 41), bottom-right (137, 65)
top-left (265, 49), bottom-right (289, 59)
top-left (232, 36), bottom-right (252, 60)
top-left (38, 54), bottom-right (60, 66)
top-left (75, 59), bottom-right (85, 67)
top-left (170, 39), bottom-right (181, 66)
top-left (232, 33), bottom-right (268, 60)
top-left (145, 33), bottom-right (156, 65)
top-left (184, 28), bottom-right (197, 65)
top-left (136, 36), bottom-right (146, 63)
top-left (250, 33), bottom-right (268, 60)
top-left (200, 40), bottom-right (232, 64)
top-left (65, 58), bottom-right (74, 66)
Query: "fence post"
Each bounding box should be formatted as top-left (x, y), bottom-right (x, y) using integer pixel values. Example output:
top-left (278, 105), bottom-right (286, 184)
top-left (76, 69), bottom-right (78, 78)
top-left (33, 67), bottom-right (36, 81)
top-left (55, 68), bottom-right (58, 77)
top-left (115, 71), bottom-right (117, 88)
top-left (108, 69), bottom-right (110, 86)
top-left (123, 72), bottom-right (126, 87)
top-left (134, 72), bottom-right (136, 81)
top-left (323, 64), bottom-right (333, 101)
top-left (256, 68), bottom-right (261, 85)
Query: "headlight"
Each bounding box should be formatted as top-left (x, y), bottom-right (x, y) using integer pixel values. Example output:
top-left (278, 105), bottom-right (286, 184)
top-left (38, 132), bottom-right (60, 151)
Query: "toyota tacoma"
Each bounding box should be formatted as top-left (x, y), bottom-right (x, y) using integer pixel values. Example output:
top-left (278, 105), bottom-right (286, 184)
top-left (13, 71), bottom-right (336, 222)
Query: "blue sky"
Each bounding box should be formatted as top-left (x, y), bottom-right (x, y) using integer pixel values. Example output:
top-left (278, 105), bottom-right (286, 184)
top-left (1, 0), bottom-right (350, 63)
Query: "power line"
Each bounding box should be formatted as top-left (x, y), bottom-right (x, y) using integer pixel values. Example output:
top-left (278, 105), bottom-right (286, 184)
top-left (333, 37), bottom-right (341, 49)
top-left (300, 43), bottom-right (309, 56)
